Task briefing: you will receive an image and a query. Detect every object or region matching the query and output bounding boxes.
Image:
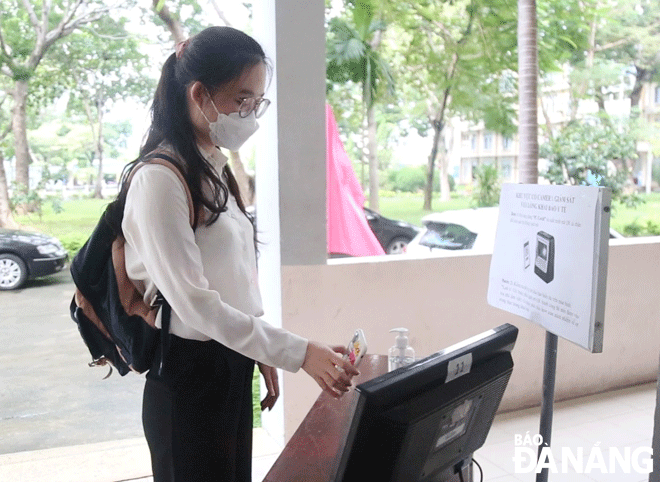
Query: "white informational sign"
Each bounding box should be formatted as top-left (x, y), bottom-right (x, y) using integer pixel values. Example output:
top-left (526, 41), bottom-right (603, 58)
top-left (487, 184), bottom-right (611, 353)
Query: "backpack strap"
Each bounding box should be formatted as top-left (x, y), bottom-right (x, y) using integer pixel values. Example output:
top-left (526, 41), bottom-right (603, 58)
top-left (117, 150), bottom-right (196, 377)
top-left (128, 152), bottom-right (196, 228)
top-left (111, 152), bottom-right (196, 325)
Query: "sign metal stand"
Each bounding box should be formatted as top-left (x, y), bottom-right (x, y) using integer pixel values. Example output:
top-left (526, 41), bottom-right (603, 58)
top-left (536, 332), bottom-right (558, 482)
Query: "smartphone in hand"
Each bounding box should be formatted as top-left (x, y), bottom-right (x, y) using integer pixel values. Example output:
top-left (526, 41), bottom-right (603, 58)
top-left (343, 329), bottom-right (368, 367)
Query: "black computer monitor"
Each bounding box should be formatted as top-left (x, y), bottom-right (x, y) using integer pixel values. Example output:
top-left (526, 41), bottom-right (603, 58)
top-left (332, 323), bottom-right (519, 482)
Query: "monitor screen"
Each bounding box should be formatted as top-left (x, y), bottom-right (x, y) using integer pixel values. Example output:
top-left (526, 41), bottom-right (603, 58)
top-left (332, 323), bottom-right (519, 482)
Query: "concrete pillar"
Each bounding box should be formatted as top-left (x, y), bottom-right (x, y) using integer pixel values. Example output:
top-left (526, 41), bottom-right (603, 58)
top-left (253, 0), bottom-right (326, 268)
top-left (253, 0), bottom-right (326, 446)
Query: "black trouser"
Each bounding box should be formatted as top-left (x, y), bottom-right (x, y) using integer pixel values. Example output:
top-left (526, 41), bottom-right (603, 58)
top-left (143, 335), bottom-right (255, 482)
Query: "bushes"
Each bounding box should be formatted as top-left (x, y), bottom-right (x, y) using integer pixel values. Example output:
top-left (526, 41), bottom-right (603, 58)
top-left (446, 173), bottom-right (456, 193)
top-left (623, 219), bottom-right (660, 237)
top-left (472, 164), bottom-right (501, 207)
top-left (387, 166), bottom-right (426, 192)
top-left (385, 166), bottom-right (455, 194)
top-left (58, 232), bottom-right (89, 258)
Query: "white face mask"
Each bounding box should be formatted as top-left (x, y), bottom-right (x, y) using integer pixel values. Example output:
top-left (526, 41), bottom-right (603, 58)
top-left (198, 97), bottom-right (259, 152)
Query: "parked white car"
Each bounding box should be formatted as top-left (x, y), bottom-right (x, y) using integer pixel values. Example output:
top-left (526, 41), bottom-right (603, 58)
top-left (406, 207), bottom-right (624, 257)
top-left (405, 207), bottom-right (500, 256)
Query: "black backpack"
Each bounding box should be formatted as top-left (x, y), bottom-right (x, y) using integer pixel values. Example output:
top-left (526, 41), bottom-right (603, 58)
top-left (69, 153), bottom-right (194, 377)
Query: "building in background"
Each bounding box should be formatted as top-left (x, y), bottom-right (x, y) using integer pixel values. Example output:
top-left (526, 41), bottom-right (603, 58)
top-left (446, 72), bottom-right (659, 192)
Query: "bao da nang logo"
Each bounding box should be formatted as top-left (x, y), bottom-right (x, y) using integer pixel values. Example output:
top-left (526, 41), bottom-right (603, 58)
top-left (513, 433), bottom-right (652, 474)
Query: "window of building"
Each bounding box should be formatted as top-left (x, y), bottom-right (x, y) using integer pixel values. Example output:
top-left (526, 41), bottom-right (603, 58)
top-left (655, 86), bottom-right (660, 104)
top-left (462, 133), bottom-right (470, 150)
top-left (503, 137), bottom-right (513, 151)
top-left (501, 160), bottom-right (512, 180)
top-left (471, 135), bottom-right (477, 151)
top-left (483, 133), bottom-right (494, 151)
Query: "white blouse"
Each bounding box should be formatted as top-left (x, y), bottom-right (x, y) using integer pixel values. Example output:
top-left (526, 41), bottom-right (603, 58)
top-left (121, 148), bottom-right (308, 373)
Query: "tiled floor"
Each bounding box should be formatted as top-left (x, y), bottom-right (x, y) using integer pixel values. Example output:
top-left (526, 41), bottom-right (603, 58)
top-left (0, 382), bottom-right (655, 481)
top-left (474, 382), bottom-right (656, 482)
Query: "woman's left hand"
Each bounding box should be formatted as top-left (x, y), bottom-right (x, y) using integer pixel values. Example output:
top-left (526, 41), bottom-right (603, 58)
top-left (258, 363), bottom-right (280, 411)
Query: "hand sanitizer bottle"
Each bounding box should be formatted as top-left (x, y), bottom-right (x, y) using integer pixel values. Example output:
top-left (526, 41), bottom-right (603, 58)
top-left (388, 328), bottom-right (415, 371)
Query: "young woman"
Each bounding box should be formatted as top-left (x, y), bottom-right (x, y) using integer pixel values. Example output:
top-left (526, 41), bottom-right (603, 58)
top-left (117, 26), bottom-right (359, 482)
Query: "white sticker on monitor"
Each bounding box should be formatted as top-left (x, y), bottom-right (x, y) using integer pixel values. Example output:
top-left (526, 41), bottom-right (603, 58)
top-left (446, 353), bottom-right (473, 383)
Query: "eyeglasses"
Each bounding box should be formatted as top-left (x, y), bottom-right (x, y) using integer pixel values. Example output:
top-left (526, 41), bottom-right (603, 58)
top-left (238, 97), bottom-right (271, 119)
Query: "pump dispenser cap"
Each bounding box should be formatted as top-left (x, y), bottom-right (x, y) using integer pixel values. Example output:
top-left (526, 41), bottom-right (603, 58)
top-left (390, 328), bottom-right (410, 349)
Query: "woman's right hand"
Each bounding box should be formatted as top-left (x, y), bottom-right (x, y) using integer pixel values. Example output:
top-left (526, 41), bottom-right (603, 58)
top-left (301, 341), bottom-right (360, 398)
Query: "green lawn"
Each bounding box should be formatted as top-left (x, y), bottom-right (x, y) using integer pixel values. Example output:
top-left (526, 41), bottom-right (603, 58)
top-left (609, 192), bottom-right (660, 235)
top-left (13, 190), bottom-right (660, 247)
top-left (15, 197), bottom-right (110, 234)
top-left (378, 191), bottom-right (473, 227)
top-left (14, 197), bottom-right (111, 254)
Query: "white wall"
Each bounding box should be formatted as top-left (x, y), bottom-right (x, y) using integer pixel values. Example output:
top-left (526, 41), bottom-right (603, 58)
top-left (280, 238), bottom-right (660, 440)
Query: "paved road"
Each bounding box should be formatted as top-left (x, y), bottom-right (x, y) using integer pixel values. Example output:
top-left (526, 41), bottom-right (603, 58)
top-left (0, 270), bottom-right (146, 454)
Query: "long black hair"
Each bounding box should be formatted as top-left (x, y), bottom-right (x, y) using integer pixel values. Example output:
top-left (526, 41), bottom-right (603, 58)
top-left (107, 27), bottom-right (267, 233)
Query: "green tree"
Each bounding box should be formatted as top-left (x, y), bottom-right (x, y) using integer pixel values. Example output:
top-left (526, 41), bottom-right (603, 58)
top-left (55, 17), bottom-right (153, 198)
top-left (564, 0), bottom-right (660, 123)
top-left (29, 114), bottom-right (98, 189)
top-left (0, 90), bottom-right (16, 227)
top-left (383, 0), bottom-right (592, 207)
top-left (570, 0), bottom-right (660, 194)
top-left (540, 118), bottom-right (638, 203)
top-left (28, 114), bottom-right (135, 199)
top-left (385, 0), bottom-right (519, 208)
top-left (595, 0), bottom-right (660, 115)
top-left (0, 0), bottom-right (114, 217)
top-left (327, 0), bottom-right (395, 212)
top-left (326, 80), bottom-right (368, 186)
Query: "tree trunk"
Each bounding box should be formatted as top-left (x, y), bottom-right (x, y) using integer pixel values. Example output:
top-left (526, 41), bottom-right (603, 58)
top-left (153, 0), bottom-right (186, 44)
top-left (0, 152), bottom-right (18, 229)
top-left (539, 95), bottom-right (554, 140)
top-left (517, 0), bottom-right (539, 185)
top-left (11, 80), bottom-right (31, 204)
top-left (630, 66), bottom-right (652, 117)
top-left (229, 151), bottom-right (254, 206)
top-left (595, 91), bottom-right (607, 114)
top-left (423, 68), bottom-right (453, 210)
top-left (424, 121), bottom-right (442, 210)
top-left (208, 0), bottom-right (233, 26)
top-left (570, 15), bottom-right (597, 121)
top-left (367, 105), bottom-right (379, 211)
top-left (438, 144), bottom-right (450, 203)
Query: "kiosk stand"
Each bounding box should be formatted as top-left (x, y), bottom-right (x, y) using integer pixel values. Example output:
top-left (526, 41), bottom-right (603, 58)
top-left (263, 355), bottom-right (472, 482)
